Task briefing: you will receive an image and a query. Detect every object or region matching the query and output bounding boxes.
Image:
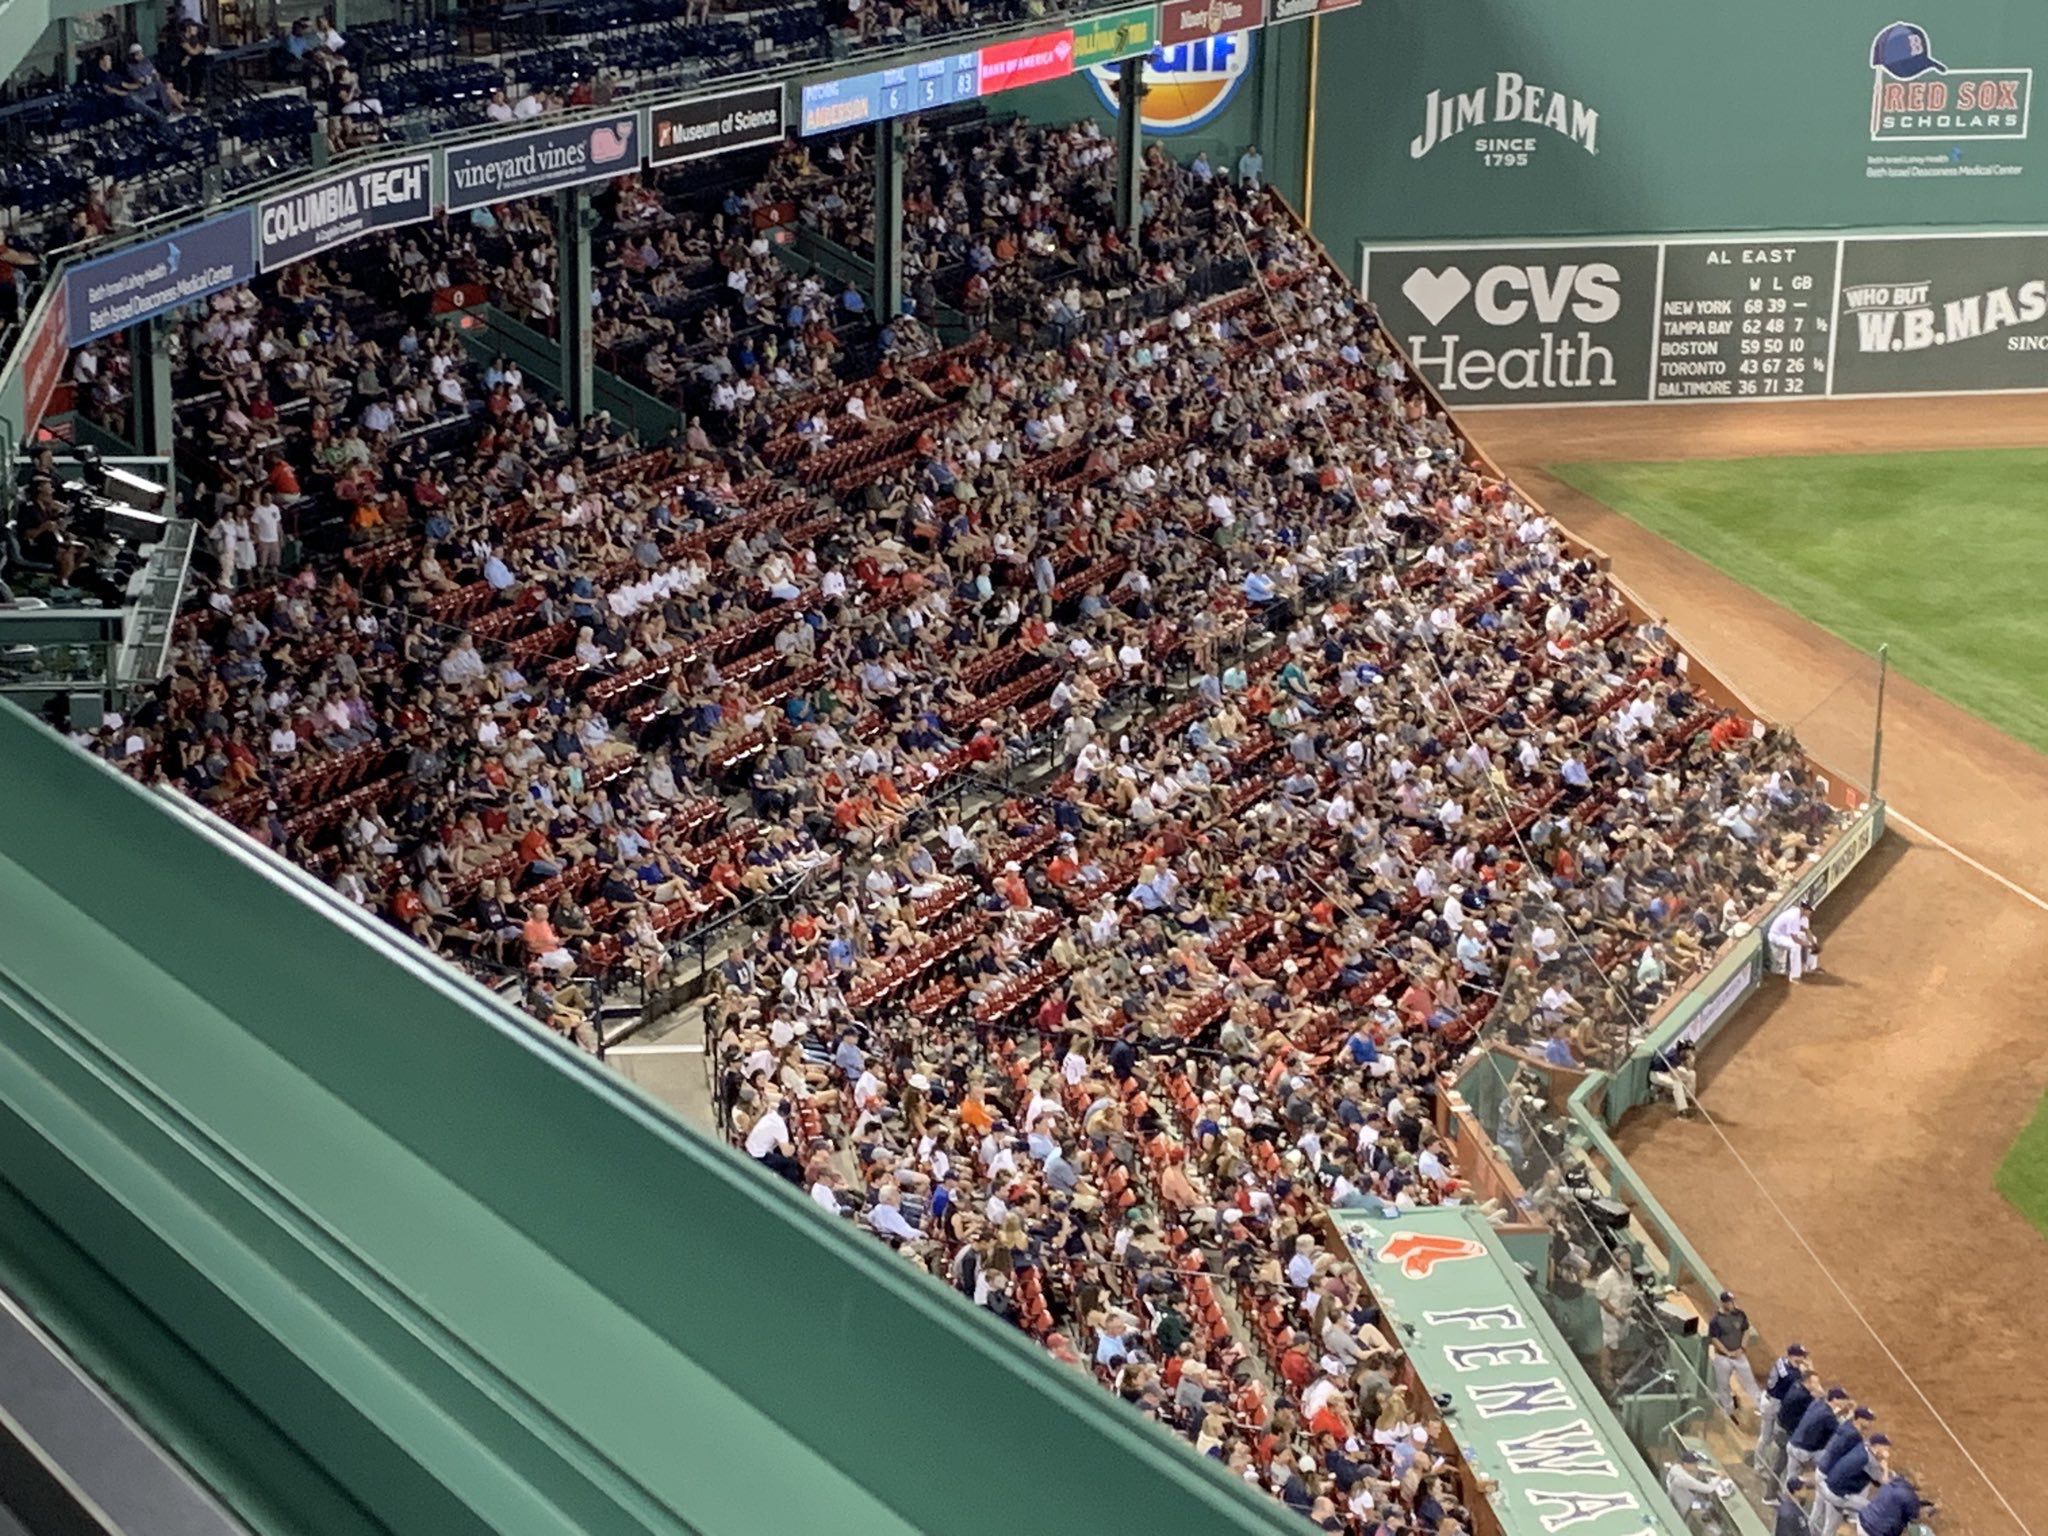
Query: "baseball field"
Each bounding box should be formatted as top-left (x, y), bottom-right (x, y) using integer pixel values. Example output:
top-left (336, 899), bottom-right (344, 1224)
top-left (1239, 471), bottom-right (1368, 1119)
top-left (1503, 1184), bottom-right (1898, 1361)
top-left (1470, 396), bottom-right (2048, 1536)
top-left (1550, 448), bottom-right (2048, 756)
top-left (1544, 440), bottom-right (2048, 1257)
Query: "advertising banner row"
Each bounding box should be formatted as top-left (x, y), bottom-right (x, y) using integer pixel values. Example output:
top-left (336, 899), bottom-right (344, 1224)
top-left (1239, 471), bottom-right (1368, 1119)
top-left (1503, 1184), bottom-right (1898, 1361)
top-left (795, 0), bottom-right (1356, 135)
top-left (1362, 230), bottom-right (2048, 406)
top-left (58, 84), bottom-right (787, 349)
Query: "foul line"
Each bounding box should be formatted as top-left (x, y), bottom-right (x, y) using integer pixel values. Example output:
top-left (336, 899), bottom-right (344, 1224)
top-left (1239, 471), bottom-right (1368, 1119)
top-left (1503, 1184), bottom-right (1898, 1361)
top-left (606, 1042), bottom-right (705, 1056)
top-left (1886, 808), bottom-right (2048, 915)
top-left (1690, 1098), bottom-right (2038, 1535)
top-left (1680, 803), bottom-right (2045, 1533)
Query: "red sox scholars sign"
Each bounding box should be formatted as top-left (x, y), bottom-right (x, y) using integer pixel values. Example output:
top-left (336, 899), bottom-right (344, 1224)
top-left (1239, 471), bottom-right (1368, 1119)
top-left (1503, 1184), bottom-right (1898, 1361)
top-left (1865, 18), bottom-right (2032, 183)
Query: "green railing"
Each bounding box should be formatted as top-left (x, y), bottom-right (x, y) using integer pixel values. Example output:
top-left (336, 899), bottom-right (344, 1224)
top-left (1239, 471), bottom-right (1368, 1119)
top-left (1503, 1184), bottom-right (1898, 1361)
top-left (0, 699), bottom-right (1308, 1536)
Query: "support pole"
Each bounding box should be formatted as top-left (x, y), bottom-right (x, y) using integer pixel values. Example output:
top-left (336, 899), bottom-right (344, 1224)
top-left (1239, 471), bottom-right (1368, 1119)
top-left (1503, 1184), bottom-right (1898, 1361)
top-left (1254, 18), bottom-right (1283, 179)
top-left (555, 186), bottom-right (595, 425)
top-left (1870, 643), bottom-right (1889, 800)
top-left (1114, 55), bottom-right (1144, 242)
top-left (872, 117), bottom-right (904, 323)
top-left (133, 0), bottom-right (161, 57)
top-left (130, 316), bottom-right (175, 460)
top-left (1303, 16), bottom-right (1322, 224)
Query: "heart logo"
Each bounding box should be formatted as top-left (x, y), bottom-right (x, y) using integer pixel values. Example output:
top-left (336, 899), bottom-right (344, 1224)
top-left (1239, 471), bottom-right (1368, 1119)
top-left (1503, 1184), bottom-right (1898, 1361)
top-left (1400, 265), bottom-right (1472, 326)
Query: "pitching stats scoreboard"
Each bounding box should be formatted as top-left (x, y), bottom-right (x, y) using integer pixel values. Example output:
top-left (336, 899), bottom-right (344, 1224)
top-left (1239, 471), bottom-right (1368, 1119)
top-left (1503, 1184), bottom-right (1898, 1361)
top-left (1361, 230), bottom-right (2048, 406)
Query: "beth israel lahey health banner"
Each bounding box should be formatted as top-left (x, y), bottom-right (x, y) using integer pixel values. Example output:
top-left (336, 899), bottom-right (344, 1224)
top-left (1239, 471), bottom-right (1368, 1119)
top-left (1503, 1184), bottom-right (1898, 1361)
top-left (1314, 0), bottom-right (2048, 244)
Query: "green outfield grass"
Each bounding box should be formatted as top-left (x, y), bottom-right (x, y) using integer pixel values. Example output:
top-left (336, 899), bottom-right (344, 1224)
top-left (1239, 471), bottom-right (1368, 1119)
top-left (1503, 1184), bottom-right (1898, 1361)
top-left (1996, 1109), bottom-right (2048, 1240)
top-left (1549, 448), bottom-right (2048, 755)
top-left (1550, 445), bottom-right (2048, 1235)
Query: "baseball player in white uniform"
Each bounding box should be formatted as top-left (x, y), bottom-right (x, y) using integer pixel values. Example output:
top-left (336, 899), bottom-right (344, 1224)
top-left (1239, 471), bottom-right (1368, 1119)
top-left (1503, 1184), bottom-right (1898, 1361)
top-left (1768, 900), bottom-right (1818, 981)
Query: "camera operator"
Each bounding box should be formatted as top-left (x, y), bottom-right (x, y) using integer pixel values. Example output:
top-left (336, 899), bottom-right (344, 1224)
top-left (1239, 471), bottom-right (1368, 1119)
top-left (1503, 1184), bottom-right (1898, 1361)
top-left (11, 462), bottom-right (125, 605)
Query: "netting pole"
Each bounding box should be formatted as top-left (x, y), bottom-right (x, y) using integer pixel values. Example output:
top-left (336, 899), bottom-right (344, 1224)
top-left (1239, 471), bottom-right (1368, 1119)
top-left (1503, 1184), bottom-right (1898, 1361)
top-left (1870, 643), bottom-right (1890, 800)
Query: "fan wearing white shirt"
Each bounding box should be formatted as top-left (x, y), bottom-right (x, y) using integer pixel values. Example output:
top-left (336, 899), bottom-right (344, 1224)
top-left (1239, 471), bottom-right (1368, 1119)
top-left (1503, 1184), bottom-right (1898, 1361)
top-left (743, 1102), bottom-right (801, 1183)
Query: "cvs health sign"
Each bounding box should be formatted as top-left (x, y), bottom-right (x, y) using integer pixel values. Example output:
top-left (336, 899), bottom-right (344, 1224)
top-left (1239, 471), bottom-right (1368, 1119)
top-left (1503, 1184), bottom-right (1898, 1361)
top-left (1363, 242), bottom-right (1659, 405)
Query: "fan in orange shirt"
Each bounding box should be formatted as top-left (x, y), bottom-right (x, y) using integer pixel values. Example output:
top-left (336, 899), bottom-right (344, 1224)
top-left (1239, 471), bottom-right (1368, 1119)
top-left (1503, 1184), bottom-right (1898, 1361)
top-left (959, 1085), bottom-right (995, 1137)
top-left (994, 862), bottom-right (1032, 909)
top-left (1709, 712), bottom-right (1751, 751)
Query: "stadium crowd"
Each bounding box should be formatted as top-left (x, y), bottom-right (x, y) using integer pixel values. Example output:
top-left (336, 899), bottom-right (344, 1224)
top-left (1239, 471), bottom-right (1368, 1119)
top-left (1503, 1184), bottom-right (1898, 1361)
top-left (68, 107), bottom-right (1885, 1532)
top-left (0, 0), bottom-right (1164, 324)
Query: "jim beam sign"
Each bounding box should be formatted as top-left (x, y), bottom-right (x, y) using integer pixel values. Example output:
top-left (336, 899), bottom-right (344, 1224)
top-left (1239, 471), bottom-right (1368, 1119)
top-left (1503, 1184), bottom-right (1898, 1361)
top-left (1410, 72), bottom-right (1600, 170)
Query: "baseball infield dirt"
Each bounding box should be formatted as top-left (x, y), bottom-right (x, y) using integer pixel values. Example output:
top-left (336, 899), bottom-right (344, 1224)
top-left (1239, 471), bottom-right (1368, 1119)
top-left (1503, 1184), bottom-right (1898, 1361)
top-left (1465, 397), bottom-right (2048, 1536)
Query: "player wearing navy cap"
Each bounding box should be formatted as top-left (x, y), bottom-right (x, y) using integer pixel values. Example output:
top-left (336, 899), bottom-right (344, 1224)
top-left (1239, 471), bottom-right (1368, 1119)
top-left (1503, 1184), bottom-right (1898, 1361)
top-left (1818, 1405), bottom-right (1873, 1477)
top-left (1765, 1362), bottom-right (1820, 1484)
top-left (1811, 1409), bottom-right (1876, 1533)
top-left (1787, 1387), bottom-right (1853, 1484)
top-left (1755, 1343), bottom-right (1809, 1477)
top-left (1819, 1434), bottom-right (1891, 1534)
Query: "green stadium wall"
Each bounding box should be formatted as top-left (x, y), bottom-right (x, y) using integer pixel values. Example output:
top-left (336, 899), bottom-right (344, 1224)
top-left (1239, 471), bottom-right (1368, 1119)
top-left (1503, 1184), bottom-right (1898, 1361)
top-left (1310, 0), bottom-right (2048, 251)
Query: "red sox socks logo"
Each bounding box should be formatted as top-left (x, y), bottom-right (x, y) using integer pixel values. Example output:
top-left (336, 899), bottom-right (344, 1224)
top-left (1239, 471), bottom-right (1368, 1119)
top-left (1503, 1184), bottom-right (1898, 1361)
top-left (1378, 1231), bottom-right (1488, 1278)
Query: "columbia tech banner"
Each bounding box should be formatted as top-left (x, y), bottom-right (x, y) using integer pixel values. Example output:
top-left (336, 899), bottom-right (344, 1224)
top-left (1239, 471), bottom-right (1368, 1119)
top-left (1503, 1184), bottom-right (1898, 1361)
top-left (1313, 0), bottom-right (2048, 245)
